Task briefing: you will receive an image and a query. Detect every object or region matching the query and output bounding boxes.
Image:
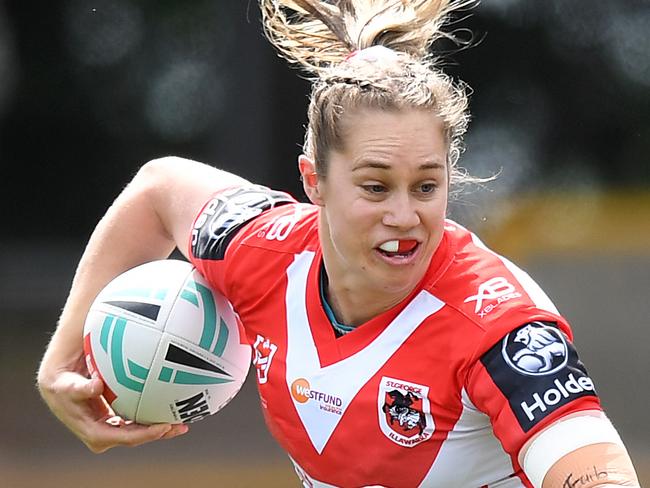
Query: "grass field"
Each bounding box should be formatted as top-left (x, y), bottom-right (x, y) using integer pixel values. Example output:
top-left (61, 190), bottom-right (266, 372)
top-left (1, 463), bottom-right (298, 488)
top-left (2, 459), bottom-right (648, 488)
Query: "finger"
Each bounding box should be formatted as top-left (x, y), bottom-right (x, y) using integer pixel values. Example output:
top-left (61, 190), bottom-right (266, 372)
top-left (87, 421), bottom-right (173, 451)
top-left (161, 424), bottom-right (189, 440)
top-left (115, 422), bottom-right (174, 446)
top-left (105, 415), bottom-right (127, 427)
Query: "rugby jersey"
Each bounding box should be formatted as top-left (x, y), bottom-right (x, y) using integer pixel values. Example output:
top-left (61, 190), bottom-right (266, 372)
top-left (189, 186), bottom-right (601, 487)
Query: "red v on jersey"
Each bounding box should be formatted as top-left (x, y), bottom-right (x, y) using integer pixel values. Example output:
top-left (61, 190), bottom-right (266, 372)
top-left (285, 250), bottom-right (446, 454)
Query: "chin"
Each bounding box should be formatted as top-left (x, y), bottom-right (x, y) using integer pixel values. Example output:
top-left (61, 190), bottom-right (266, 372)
top-left (373, 269), bottom-right (424, 295)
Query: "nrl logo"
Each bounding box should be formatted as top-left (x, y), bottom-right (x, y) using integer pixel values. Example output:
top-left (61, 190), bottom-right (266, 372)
top-left (252, 334), bottom-right (277, 384)
top-left (378, 376), bottom-right (434, 448)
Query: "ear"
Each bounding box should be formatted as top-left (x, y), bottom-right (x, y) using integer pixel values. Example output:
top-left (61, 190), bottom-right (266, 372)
top-left (298, 155), bottom-right (324, 206)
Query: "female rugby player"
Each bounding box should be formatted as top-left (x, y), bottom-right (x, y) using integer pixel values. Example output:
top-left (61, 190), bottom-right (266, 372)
top-left (37, 1), bottom-right (640, 486)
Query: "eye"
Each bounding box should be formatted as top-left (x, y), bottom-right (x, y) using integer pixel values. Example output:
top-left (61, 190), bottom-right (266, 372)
top-left (418, 182), bottom-right (437, 194)
top-left (362, 184), bottom-right (387, 194)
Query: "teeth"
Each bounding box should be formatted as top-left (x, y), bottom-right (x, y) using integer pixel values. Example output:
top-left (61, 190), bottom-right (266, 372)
top-left (379, 240), bottom-right (399, 253)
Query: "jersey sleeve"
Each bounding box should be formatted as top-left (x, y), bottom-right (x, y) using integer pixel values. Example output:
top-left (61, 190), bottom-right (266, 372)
top-left (465, 320), bottom-right (602, 459)
top-left (188, 184), bottom-right (296, 297)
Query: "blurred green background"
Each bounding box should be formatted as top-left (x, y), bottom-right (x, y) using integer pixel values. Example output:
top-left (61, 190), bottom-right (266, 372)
top-left (1, 1), bottom-right (648, 487)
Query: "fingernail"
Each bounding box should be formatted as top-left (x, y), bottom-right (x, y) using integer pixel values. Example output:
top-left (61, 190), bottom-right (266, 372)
top-left (173, 425), bottom-right (189, 437)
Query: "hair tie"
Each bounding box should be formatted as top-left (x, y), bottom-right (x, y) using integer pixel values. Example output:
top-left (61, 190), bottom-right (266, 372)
top-left (344, 50), bottom-right (359, 61)
top-left (343, 45), bottom-right (399, 63)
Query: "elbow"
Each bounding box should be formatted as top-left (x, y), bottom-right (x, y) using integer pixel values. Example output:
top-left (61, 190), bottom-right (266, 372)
top-left (128, 156), bottom-right (189, 211)
top-left (135, 156), bottom-right (186, 189)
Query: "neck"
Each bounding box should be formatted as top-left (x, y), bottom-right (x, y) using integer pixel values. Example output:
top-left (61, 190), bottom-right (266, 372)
top-left (323, 269), bottom-right (407, 327)
top-left (317, 209), bottom-right (421, 327)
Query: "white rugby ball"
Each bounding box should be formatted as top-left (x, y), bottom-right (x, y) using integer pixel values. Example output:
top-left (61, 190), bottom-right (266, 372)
top-left (83, 259), bottom-right (251, 425)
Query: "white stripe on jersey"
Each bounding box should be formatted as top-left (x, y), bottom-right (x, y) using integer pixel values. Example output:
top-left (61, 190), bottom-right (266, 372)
top-left (285, 251), bottom-right (446, 454)
top-left (470, 233), bottom-right (559, 315)
top-left (418, 389), bottom-right (522, 487)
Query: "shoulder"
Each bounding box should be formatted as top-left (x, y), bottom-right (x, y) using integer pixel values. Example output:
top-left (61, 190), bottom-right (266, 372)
top-left (425, 220), bottom-right (570, 357)
top-left (191, 184), bottom-right (319, 260)
top-left (189, 184), bottom-right (320, 301)
top-left (232, 201), bottom-right (320, 255)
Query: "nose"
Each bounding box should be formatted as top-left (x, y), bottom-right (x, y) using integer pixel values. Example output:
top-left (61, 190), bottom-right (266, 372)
top-left (382, 192), bottom-right (421, 229)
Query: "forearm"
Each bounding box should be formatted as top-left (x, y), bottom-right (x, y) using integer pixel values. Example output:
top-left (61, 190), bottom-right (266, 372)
top-left (520, 411), bottom-right (639, 488)
top-left (37, 156), bottom-right (249, 383)
top-left (543, 443), bottom-right (639, 488)
top-left (38, 162), bottom-right (177, 382)
top-left (34, 157), bottom-right (238, 451)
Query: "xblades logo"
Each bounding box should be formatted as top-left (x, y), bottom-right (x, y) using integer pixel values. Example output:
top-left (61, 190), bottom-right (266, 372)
top-left (257, 206), bottom-right (302, 241)
top-left (464, 277), bottom-right (522, 317)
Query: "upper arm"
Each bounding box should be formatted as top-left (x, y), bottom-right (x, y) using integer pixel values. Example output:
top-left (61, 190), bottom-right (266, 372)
top-left (466, 321), bottom-right (601, 456)
top-left (139, 156), bottom-right (250, 258)
top-left (519, 411), bottom-right (640, 487)
top-left (466, 321), bottom-right (639, 486)
top-left (187, 185), bottom-right (298, 296)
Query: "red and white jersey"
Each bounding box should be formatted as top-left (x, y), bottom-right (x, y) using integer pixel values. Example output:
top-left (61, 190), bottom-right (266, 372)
top-left (189, 186), bottom-right (602, 488)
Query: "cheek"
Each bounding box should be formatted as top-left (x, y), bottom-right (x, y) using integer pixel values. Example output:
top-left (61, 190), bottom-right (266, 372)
top-left (327, 199), bottom-right (379, 246)
top-left (422, 199), bottom-right (447, 241)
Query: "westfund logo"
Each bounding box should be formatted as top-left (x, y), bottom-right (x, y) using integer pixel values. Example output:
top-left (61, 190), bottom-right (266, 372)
top-left (481, 321), bottom-right (598, 432)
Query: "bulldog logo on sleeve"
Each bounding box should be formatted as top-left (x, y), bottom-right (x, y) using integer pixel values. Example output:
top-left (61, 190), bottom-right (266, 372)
top-left (481, 321), bottom-right (598, 432)
top-left (502, 322), bottom-right (568, 376)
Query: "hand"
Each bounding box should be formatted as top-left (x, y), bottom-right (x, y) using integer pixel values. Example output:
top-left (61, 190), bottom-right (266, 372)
top-left (38, 353), bottom-right (188, 453)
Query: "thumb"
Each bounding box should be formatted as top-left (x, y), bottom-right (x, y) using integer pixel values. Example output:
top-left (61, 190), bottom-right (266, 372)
top-left (88, 374), bottom-right (105, 396)
top-left (68, 373), bottom-right (104, 400)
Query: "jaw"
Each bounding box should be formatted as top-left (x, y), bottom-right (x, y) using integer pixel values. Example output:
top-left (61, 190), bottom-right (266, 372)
top-left (363, 250), bottom-right (429, 294)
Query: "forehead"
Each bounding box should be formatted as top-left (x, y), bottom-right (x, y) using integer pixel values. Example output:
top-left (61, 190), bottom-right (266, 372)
top-left (336, 108), bottom-right (448, 169)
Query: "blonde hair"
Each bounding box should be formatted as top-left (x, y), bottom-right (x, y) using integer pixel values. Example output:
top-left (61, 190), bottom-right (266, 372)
top-left (260, 0), bottom-right (479, 188)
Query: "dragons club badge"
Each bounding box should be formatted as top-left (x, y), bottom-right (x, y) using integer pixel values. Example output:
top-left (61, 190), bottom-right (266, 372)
top-left (378, 376), bottom-right (435, 447)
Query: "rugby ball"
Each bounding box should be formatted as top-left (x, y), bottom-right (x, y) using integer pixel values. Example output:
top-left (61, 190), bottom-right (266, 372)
top-left (82, 259), bottom-right (251, 425)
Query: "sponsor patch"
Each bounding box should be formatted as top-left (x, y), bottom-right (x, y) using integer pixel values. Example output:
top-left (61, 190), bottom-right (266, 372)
top-left (290, 378), bottom-right (343, 415)
top-left (502, 321), bottom-right (568, 376)
top-left (377, 376), bottom-right (434, 447)
top-left (481, 322), bottom-right (597, 432)
top-left (191, 186), bottom-right (295, 260)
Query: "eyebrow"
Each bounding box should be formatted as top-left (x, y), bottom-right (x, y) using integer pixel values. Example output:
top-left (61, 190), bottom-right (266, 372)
top-left (351, 161), bottom-right (446, 171)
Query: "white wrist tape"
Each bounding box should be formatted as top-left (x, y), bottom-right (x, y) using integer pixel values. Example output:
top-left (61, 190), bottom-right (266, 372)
top-left (523, 414), bottom-right (624, 488)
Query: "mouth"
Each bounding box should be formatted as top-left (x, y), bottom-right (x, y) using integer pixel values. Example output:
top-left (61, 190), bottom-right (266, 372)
top-left (375, 239), bottom-right (421, 263)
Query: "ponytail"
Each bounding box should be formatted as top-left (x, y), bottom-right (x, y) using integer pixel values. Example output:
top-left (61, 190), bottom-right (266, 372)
top-left (261, 0), bottom-right (475, 73)
top-left (260, 0), bottom-right (481, 189)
